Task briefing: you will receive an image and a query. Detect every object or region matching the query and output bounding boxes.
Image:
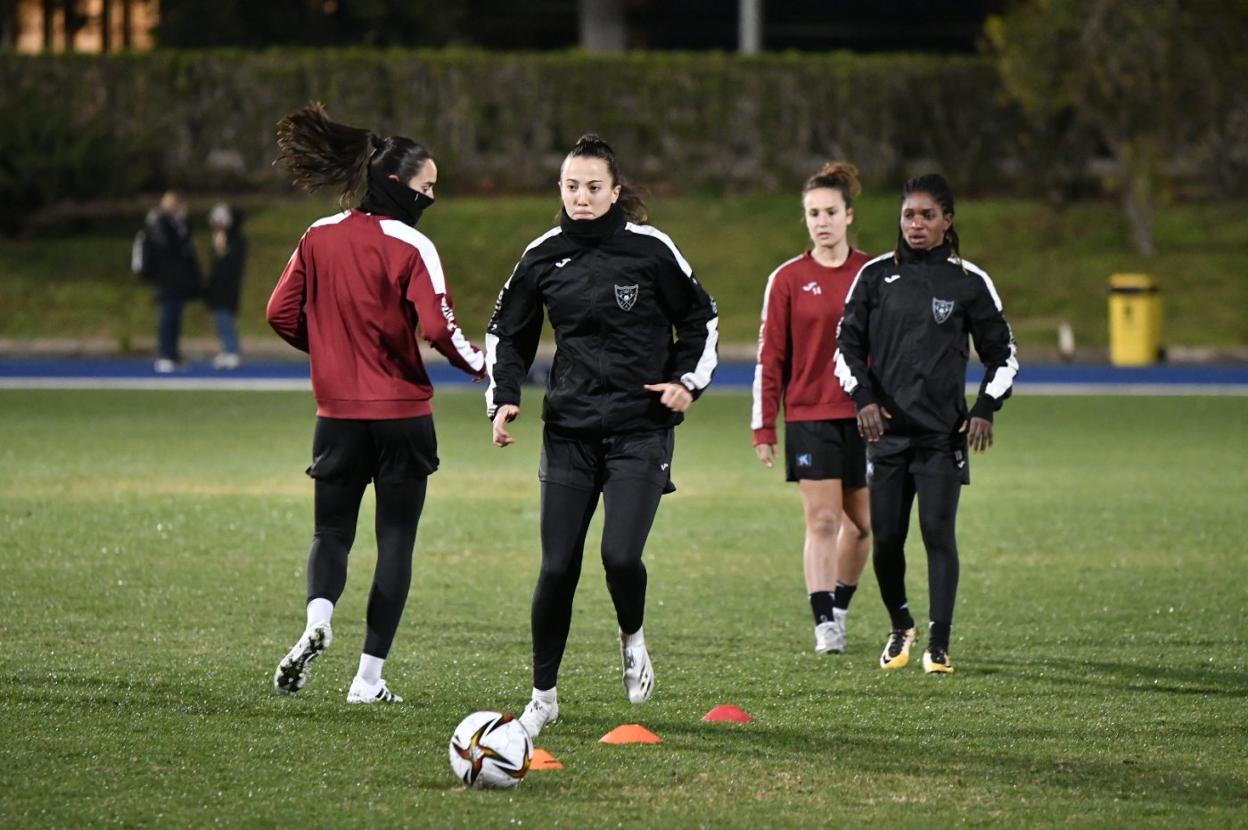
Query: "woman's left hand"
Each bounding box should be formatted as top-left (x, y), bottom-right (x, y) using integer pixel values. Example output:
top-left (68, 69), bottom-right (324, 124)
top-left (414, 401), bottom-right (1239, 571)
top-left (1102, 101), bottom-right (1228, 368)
top-left (644, 382), bottom-right (694, 413)
top-left (962, 417), bottom-right (994, 453)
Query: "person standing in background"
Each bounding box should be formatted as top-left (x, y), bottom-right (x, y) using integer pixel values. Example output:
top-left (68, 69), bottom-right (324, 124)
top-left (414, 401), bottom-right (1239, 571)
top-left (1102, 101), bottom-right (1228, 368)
top-left (752, 162), bottom-right (873, 656)
top-left (137, 191), bottom-right (202, 373)
top-left (205, 202), bottom-right (247, 370)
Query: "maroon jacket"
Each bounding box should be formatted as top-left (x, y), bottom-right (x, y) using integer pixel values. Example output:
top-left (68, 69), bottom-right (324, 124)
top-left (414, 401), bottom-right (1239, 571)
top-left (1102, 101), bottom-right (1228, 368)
top-left (267, 210), bottom-right (485, 419)
top-left (751, 249), bottom-right (870, 446)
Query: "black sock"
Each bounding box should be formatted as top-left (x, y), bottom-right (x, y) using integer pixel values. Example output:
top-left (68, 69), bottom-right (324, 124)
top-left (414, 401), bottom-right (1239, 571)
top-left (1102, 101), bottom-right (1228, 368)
top-left (809, 591), bottom-right (835, 624)
top-left (832, 581), bottom-right (857, 611)
top-left (889, 602), bottom-right (916, 632)
top-left (929, 621), bottom-right (951, 652)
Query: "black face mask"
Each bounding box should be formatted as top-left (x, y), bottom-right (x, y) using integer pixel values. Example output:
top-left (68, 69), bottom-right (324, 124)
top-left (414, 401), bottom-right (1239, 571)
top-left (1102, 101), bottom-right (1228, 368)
top-left (358, 166), bottom-right (434, 227)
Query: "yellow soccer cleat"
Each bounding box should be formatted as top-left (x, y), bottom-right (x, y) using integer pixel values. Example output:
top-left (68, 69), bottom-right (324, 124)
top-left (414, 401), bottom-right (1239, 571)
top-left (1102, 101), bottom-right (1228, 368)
top-left (879, 627), bottom-right (917, 670)
top-left (922, 647), bottom-right (955, 675)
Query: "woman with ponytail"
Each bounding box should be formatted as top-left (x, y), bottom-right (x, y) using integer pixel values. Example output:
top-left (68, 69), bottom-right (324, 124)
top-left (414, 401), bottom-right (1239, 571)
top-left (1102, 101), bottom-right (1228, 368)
top-left (267, 104), bottom-right (487, 704)
top-left (834, 173), bottom-right (1019, 675)
top-left (486, 134), bottom-right (719, 737)
top-left (751, 162), bottom-right (873, 656)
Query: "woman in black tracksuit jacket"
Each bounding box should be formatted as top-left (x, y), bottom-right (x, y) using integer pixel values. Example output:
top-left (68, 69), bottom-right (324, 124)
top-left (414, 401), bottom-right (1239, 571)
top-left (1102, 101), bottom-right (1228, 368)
top-left (487, 134), bottom-right (718, 737)
top-left (834, 173), bottom-right (1018, 675)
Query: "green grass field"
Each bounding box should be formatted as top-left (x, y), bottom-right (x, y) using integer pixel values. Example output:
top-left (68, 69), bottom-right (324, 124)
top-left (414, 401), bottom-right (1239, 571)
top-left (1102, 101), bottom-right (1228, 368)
top-left (1, 389), bottom-right (1246, 828)
top-left (2, 194), bottom-right (1246, 353)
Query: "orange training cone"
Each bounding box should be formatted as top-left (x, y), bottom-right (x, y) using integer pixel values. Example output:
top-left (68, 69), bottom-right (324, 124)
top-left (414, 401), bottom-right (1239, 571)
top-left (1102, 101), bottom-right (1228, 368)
top-left (702, 704), bottom-right (753, 724)
top-left (530, 748), bottom-right (564, 770)
top-left (599, 724), bottom-right (662, 744)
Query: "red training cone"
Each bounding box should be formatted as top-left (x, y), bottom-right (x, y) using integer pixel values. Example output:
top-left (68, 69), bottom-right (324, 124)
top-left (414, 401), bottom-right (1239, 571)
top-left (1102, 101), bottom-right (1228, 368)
top-left (702, 704), bottom-right (753, 723)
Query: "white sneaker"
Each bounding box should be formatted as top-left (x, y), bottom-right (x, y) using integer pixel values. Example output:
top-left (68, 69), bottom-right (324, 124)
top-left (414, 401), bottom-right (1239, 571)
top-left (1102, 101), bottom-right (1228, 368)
top-left (815, 609), bottom-right (848, 654)
top-left (518, 697), bottom-right (559, 738)
top-left (621, 634), bottom-right (654, 704)
top-left (212, 353), bottom-right (241, 370)
top-left (273, 621), bottom-right (332, 695)
top-left (153, 358), bottom-right (178, 374)
top-left (346, 676), bottom-right (403, 704)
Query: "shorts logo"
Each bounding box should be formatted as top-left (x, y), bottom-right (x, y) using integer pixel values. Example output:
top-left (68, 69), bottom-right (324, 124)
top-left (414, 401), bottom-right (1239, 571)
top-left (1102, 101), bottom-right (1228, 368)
top-left (954, 449), bottom-right (966, 469)
top-left (932, 298), bottom-right (955, 324)
top-left (866, 460), bottom-right (874, 481)
top-left (796, 453), bottom-right (813, 468)
top-left (615, 284), bottom-right (639, 311)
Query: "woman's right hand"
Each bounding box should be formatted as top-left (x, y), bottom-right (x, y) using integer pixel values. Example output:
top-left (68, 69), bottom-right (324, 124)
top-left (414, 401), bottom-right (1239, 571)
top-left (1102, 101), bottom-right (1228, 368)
top-left (755, 443), bottom-right (776, 468)
top-left (492, 405), bottom-right (520, 448)
top-left (856, 403), bottom-right (891, 443)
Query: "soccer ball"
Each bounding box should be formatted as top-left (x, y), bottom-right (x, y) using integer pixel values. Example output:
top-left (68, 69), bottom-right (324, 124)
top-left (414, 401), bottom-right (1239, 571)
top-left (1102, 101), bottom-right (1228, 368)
top-left (448, 710), bottom-right (533, 789)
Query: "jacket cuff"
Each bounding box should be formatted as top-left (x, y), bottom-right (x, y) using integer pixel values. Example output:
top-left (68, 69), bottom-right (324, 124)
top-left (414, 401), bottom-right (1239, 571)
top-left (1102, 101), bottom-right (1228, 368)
top-left (753, 427), bottom-right (777, 446)
top-left (970, 395), bottom-right (997, 422)
top-left (851, 386), bottom-right (877, 412)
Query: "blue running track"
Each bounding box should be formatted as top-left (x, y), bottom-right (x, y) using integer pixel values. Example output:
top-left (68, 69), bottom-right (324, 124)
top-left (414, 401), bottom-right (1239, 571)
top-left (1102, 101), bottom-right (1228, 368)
top-left (1, 358), bottom-right (1246, 395)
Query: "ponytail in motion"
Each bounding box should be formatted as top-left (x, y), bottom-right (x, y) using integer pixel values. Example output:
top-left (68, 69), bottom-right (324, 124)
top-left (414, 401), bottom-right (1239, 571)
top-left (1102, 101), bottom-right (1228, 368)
top-left (564, 133), bottom-right (648, 224)
top-left (275, 103), bottom-right (432, 207)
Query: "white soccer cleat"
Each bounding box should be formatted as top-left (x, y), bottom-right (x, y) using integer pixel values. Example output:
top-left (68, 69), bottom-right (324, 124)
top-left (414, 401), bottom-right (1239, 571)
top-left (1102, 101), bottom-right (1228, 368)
top-left (518, 697), bottom-right (559, 738)
top-left (346, 676), bottom-right (403, 704)
top-left (621, 634), bottom-right (655, 704)
top-left (814, 617), bottom-right (846, 655)
top-left (273, 621), bottom-right (332, 695)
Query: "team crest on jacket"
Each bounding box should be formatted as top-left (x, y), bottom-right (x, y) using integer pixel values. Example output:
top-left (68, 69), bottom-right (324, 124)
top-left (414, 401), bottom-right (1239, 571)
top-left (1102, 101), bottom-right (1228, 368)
top-left (615, 284), bottom-right (639, 311)
top-left (932, 298), bottom-right (955, 324)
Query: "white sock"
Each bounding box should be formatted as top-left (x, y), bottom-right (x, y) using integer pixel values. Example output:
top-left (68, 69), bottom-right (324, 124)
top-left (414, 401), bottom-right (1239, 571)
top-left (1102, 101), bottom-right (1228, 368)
top-left (357, 654), bottom-right (384, 684)
top-left (306, 598), bottom-right (334, 628)
top-left (532, 686), bottom-right (557, 705)
top-left (622, 627), bottom-right (645, 649)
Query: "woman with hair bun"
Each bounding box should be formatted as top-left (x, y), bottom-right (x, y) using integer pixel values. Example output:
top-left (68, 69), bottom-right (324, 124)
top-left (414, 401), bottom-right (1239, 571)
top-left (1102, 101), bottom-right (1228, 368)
top-left (752, 162), bottom-right (873, 656)
top-left (835, 173), bottom-right (1019, 675)
top-left (487, 134), bottom-right (719, 738)
top-left (267, 104), bottom-right (486, 704)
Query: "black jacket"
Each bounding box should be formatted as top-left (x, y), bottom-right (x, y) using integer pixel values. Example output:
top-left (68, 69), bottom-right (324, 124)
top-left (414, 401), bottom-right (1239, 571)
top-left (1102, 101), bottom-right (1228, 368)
top-left (205, 226), bottom-right (247, 313)
top-left (486, 204), bottom-right (719, 434)
top-left (139, 210), bottom-right (202, 301)
top-left (834, 242), bottom-right (1019, 438)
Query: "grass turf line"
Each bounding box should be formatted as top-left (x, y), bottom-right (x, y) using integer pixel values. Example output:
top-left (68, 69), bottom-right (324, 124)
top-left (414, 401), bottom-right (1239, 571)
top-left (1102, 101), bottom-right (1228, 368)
top-left (0, 390), bottom-right (1245, 828)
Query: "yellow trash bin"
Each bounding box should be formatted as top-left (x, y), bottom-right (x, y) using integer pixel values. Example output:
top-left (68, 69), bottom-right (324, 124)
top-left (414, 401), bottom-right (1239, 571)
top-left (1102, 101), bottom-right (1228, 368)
top-left (1107, 274), bottom-right (1163, 366)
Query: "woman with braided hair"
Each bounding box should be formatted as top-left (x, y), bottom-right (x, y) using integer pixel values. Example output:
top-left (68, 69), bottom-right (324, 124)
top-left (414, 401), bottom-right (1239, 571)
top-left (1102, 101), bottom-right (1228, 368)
top-left (267, 104), bottom-right (486, 704)
top-left (835, 173), bottom-right (1019, 674)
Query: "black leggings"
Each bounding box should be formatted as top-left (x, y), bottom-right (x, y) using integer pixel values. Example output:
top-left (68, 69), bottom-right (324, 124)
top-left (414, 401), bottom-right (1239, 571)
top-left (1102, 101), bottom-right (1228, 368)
top-left (531, 479), bottom-right (664, 690)
top-left (870, 461), bottom-right (961, 645)
top-left (306, 477), bottom-right (428, 659)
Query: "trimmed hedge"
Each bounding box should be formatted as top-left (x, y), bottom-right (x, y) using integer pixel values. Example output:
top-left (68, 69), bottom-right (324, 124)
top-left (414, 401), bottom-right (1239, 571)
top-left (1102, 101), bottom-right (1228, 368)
top-left (1, 48), bottom-right (1090, 230)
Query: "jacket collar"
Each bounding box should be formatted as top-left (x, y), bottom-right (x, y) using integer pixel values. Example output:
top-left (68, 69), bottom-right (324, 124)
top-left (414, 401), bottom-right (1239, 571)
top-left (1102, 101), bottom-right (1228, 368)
top-left (559, 202), bottom-right (626, 245)
top-left (897, 240), bottom-right (952, 264)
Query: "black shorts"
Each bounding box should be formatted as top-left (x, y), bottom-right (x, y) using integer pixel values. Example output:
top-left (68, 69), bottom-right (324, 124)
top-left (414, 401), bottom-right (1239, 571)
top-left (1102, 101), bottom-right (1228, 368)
top-left (539, 427), bottom-right (676, 494)
top-left (306, 416), bottom-right (439, 484)
top-left (865, 434), bottom-right (970, 486)
top-left (784, 419), bottom-right (868, 486)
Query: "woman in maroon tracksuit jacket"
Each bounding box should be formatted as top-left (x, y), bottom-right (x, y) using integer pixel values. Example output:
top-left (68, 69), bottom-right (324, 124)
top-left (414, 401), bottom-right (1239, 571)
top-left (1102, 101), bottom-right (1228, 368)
top-left (752, 162), bottom-right (873, 657)
top-left (267, 105), bottom-right (486, 705)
